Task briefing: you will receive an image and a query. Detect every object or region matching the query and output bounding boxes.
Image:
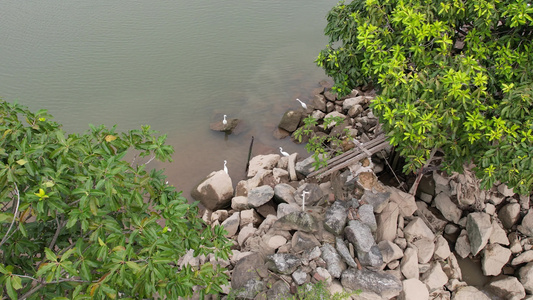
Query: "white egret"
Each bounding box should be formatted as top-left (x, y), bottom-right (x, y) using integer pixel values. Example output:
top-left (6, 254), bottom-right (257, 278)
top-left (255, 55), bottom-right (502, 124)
top-left (222, 115), bottom-right (227, 125)
top-left (223, 160), bottom-right (228, 174)
top-left (279, 147), bottom-right (290, 157)
top-left (296, 98), bottom-right (307, 109)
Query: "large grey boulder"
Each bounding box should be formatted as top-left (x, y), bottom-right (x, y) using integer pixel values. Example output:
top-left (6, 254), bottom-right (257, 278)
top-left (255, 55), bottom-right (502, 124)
top-left (324, 200), bottom-right (348, 235)
top-left (273, 183), bottom-right (296, 204)
top-left (276, 203), bottom-right (300, 219)
top-left (247, 185), bottom-right (274, 208)
top-left (312, 94), bottom-right (327, 112)
top-left (341, 268), bottom-right (402, 299)
top-left (265, 253), bottom-right (301, 275)
top-left (466, 212), bottom-right (493, 255)
top-left (345, 220), bottom-right (376, 253)
top-left (336, 237), bottom-right (358, 268)
top-left (190, 170), bottom-right (233, 211)
top-left (278, 110), bottom-right (302, 133)
top-left (343, 96), bottom-right (368, 111)
top-left (231, 253), bottom-right (268, 294)
top-left (291, 231), bottom-right (320, 253)
top-left (358, 204), bottom-right (377, 233)
top-left (360, 189), bottom-right (391, 214)
top-left (273, 211), bottom-right (319, 233)
top-left (247, 154), bottom-right (280, 178)
top-left (378, 240), bottom-right (404, 264)
top-left (321, 243), bottom-right (347, 279)
top-left (295, 183), bottom-right (325, 207)
top-left (358, 244), bottom-right (384, 269)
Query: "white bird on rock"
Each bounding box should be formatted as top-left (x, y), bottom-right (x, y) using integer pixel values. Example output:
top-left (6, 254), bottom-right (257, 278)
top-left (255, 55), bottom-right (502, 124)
top-left (223, 160), bottom-right (228, 174)
top-left (222, 115), bottom-right (227, 125)
top-left (296, 98), bottom-right (307, 109)
top-left (279, 147), bottom-right (289, 157)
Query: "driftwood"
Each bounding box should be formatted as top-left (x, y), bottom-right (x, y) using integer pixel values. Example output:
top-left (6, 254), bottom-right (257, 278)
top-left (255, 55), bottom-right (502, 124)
top-left (307, 134), bottom-right (390, 179)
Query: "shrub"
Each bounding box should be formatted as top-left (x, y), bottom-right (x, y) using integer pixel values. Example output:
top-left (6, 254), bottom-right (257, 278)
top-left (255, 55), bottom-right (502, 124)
top-left (317, 0), bottom-right (533, 194)
top-left (0, 101), bottom-right (231, 299)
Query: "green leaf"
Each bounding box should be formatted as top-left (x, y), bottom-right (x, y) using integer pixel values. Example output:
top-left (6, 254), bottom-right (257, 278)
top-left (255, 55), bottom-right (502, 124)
top-left (44, 248), bottom-right (58, 262)
top-left (126, 261), bottom-right (142, 273)
top-left (11, 275), bottom-right (22, 290)
top-left (5, 277), bottom-right (17, 300)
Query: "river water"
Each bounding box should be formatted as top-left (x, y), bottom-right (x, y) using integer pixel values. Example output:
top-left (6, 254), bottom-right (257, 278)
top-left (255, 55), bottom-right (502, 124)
top-left (0, 0), bottom-right (338, 198)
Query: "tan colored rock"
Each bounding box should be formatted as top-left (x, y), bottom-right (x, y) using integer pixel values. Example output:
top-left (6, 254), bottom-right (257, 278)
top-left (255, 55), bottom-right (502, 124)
top-left (454, 230), bottom-right (471, 259)
top-left (240, 208), bottom-right (263, 228)
top-left (512, 250), bottom-right (533, 266)
top-left (237, 224), bottom-right (257, 246)
top-left (486, 275), bottom-right (526, 300)
top-left (376, 201), bottom-right (399, 242)
top-left (388, 186), bottom-right (417, 217)
top-left (489, 221), bottom-right (510, 246)
top-left (267, 235), bottom-right (287, 250)
top-left (452, 286), bottom-right (492, 300)
top-left (482, 244), bottom-right (511, 276)
top-left (401, 247), bottom-right (419, 279)
top-left (404, 217), bottom-right (435, 243)
top-left (247, 154), bottom-right (280, 177)
top-left (400, 278), bottom-right (429, 300)
top-left (434, 235), bottom-right (451, 260)
top-left (413, 238), bottom-right (435, 264)
top-left (434, 192), bottom-right (462, 224)
top-left (420, 262), bottom-right (448, 292)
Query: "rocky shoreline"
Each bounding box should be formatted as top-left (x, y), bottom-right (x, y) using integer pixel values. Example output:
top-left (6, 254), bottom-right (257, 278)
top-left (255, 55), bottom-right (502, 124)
top-left (188, 84), bottom-right (533, 299)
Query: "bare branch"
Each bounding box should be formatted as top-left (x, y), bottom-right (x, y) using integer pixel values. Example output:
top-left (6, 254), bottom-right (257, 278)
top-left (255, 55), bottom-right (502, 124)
top-left (48, 215), bottom-right (67, 250)
top-left (0, 183), bottom-right (20, 248)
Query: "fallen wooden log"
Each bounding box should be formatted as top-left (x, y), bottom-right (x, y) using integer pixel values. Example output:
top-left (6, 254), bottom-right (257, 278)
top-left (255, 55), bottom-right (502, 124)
top-left (307, 134), bottom-right (390, 179)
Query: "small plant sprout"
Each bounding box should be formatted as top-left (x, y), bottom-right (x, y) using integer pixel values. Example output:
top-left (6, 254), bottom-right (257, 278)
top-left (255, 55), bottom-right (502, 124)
top-left (301, 191), bottom-right (310, 211)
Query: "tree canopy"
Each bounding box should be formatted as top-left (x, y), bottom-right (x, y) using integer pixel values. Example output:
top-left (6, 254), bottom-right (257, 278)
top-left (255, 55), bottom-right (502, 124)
top-left (317, 0), bottom-right (533, 194)
top-left (0, 101), bottom-right (231, 299)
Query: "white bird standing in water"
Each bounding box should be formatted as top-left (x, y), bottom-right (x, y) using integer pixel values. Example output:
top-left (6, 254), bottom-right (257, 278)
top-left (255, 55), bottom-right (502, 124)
top-left (223, 160), bottom-right (228, 174)
top-left (296, 98), bottom-right (307, 109)
top-left (279, 147), bottom-right (290, 157)
top-left (222, 115), bottom-right (227, 125)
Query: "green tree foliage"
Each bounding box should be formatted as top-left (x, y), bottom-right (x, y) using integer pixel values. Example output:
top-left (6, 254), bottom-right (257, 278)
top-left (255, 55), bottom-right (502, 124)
top-left (317, 0), bottom-right (533, 194)
top-left (0, 101), bottom-right (231, 299)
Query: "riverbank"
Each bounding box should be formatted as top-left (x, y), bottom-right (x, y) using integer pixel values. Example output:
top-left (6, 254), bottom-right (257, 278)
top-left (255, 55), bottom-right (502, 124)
top-left (188, 82), bottom-right (533, 299)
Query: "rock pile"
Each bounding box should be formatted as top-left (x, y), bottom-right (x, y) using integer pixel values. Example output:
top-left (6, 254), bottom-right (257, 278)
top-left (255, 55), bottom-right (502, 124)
top-left (189, 86), bottom-right (533, 299)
